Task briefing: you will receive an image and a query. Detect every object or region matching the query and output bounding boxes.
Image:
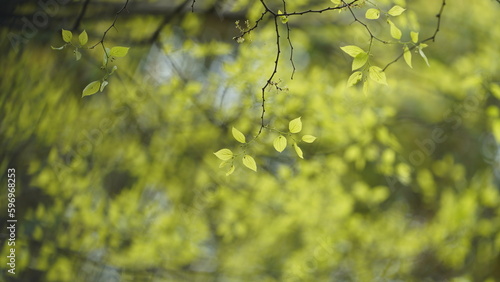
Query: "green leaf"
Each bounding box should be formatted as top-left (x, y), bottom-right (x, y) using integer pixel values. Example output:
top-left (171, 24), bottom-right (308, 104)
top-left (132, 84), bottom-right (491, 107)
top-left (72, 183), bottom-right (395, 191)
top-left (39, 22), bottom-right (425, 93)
top-left (75, 49), bottom-right (81, 61)
top-left (289, 117), bottom-right (302, 133)
top-left (100, 80), bottom-right (109, 92)
top-left (293, 143), bottom-right (304, 159)
top-left (242, 155), bottom-right (257, 172)
top-left (347, 71), bottom-right (363, 87)
top-left (79, 30), bottom-right (88, 46)
top-left (82, 81), bottom-right (101, 97)
top-left (51, 45), bottom-right (66, 50)
top-left (232, 127), bottom-right (246, 143)
top-left (388, 20), bottom-right (402, 40)
top-left (110, 66), bottom-right (118, 75)
top-left (226, 165), bottom-right (235, 176)
top-left (352, 52), bottom-right (368, 71)
top-left (278, 10), bottom-right (288, 24)
top-left (302, 135), bottom-right (317, 143)
top-left (110, 46), bottom-right (129, 57)
top-left (214, 149), bottom-right (234, 160)
top-left (388, 5), bottom-right (406, 16)
top-left (411, 31), bottom-right (419, 43)
top-left (403, 46), bottom-right (412, 68)
top-left (418, 45), bottom-right (430, 67)
top-left (369, 66), bottom-right (388, 85)
top-left (365, 8), bottom-right (380, 20)
top-left (102, 48), bottom-right (110, 66)
top-left (273, 135), bottom-right (287, 153)
top-left (219, 160), bottom-right (231, 168)
top-left (331, 0), bottom-right (341, 5)
top-left (62, 29), bottom-right (72, 43)
top-left (340, 45), bottom-right (365, 58)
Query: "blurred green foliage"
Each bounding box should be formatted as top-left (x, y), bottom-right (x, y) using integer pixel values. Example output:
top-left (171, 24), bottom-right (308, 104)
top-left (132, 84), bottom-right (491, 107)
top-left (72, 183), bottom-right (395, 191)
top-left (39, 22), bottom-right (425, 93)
top-left (1, 0), bottom-right (500, 281)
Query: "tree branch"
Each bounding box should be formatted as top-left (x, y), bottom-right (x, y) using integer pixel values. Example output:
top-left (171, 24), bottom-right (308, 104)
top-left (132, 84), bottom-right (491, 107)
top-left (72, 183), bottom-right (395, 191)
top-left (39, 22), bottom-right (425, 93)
top-left (72, 0), bottom-right (92, 31)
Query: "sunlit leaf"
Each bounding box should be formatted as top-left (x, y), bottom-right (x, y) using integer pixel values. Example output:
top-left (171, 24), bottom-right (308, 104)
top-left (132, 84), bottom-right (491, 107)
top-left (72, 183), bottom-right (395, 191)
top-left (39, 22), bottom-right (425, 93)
top-left (62, 29), bottom-right (72, 43)
top-left (418, 45), bottom-right (430, 66)
top-left (226, 165), bottom-right (235, 176)
top-left (369, 66), bottom-right (388, 85)
top-left (365, 8), bottom-right (380, 20)
top-left (278, 10), bottom-right (288, 24)
top-left (330, 0), bottom-right (341, 5)
top-left (214, 149), bottom-right (233, 160)
top-left (273, 135), bottom-right (287, 152)
top-left (289, 117), bottom-right (302, 133)
top-left (388, 5), bottom-right (406, 16)
top-left (82, 81), bottom-right (101, 97)
top-left (403, 46), bottom-right (412, 68)
top-left (219, 160), bottom-right (231, 168)
top-left (110, 46), bottom-right (129, 57)
top-left (352, 52), bottom-right (368, 71)
top-left (411, 31), bottom-right (419, 43)
top-left (302, 135), bottom-right (317, 143)
top-left (79, 30), bottom-right (88, 46)
top-left (51, 45), bottom-right (65, 50)
top-left (293, 143), bottom-right (304, 159)
top-left (340, 45), bottom-right (365, 58)
top-left (232, 127), bottom-right (246, 143)
top-left (75, 49), bottom-right (81, 61)
top-left (347, 71), bottom-right (363, 87)
top-left (242, 155), bottom-right (257, 172)
top-left (100, 80), bottom-right (109, 92)
top-left (388, 20), bottom-right (402, 40)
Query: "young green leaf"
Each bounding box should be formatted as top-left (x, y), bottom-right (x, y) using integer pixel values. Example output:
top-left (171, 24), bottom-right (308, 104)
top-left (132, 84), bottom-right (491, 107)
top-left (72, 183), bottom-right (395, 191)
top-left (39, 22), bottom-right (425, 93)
top-left (369, 66), bottom-right (388, 85)
top-left (75, 49), bottom-right (82, 61)
top-left (403, 46), bottom-right (412, 68)
top-left (232, 127), bottom-right (246, 143)
top-left (110, 66), bottom-right (118, 75)
top-left (289, 117), bottom-right (302, 133)
top-left (302, 135), bottom-right (317, 143)
top-left (387, 20), bottom-right (402, 40)
top-left (100, 81), bottom-right (109, 92)
top-left (365, 8), bottom-right (380, 20)
top-left (352, 52), bottom-right (368, 71)
top-left (62, 29), bottom-right (72, 43)
top-left (278, 10), bottom-right (288, 24)
top-left (388, 5), bottom-right (406, 16)
top-left (411, 31), bottom-right (419, 43)
top-left (242, 155), bottom-right (257, 172)
top-left (418, 45), bottom-right (430, 67)
top-left (293, 143), bottom-right (304, 159)
top-left (110, 46), bottom-right (130, 57)
top-left (273, 135), bottom-right (287, 152)
top-left (214, 149), bottom-right (234, 160)
top-left (51, 45), bottom-right (66, 50)
top-left (82, 81), bottom-right (101, 97)
top-left (347, 71), bottom-right (363, 87)
top-left (219, 159), bottom-right (231, 168)
top-left (79, 30), bottom-right (88, 46)
top-left (330, 0), bottom-right (341, 5)
top-left (340, 45), bottom-right (365, 58)
top-left (226, 165), bottom-right (235, 176)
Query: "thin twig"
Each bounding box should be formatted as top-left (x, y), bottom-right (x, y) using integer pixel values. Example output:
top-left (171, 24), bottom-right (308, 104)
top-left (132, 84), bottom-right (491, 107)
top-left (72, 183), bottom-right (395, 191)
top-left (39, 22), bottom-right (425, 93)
top-left (282, 0), bottom-right (295, 80)
top-left (256, 15), bottom-right (281, 138)
top-left (89, 0), bottom-right (130, 50)
top-left (383, 0), bottom-right (446, 71)
top-left (72, 0), bottom-right (91, 31)
top-left (191, 0), bottom-right (196, 12)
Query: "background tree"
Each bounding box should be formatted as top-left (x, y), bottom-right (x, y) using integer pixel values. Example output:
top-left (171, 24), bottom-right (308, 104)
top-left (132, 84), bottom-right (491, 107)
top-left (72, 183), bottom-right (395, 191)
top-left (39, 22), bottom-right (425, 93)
top-left (1, 0), bottom-right (500, 281)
